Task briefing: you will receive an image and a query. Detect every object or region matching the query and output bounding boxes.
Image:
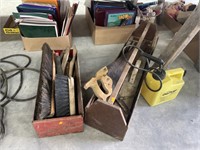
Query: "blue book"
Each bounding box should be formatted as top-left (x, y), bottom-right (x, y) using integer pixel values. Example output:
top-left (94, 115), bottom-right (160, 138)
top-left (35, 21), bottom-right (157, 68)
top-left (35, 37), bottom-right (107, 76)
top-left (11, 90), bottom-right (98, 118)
top-left (17, 3), bottom-right (58, 21)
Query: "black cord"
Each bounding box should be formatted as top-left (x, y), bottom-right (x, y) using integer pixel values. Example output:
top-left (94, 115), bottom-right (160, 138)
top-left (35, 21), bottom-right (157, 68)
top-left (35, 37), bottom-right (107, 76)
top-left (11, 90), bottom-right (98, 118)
top-left (1, 67), bottom-right (39, 104)
top-left (122, 44), bottom-right (163, 92)
top-left (0, 54), bottom-right (39, 140)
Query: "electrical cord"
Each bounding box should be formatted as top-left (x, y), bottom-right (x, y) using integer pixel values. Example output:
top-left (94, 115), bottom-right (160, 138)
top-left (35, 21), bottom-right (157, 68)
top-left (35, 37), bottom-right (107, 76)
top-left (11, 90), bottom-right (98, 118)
top-left (122, 44), bottom-right (163, 92)
top-left (0, 54), bottom-right (39, 140)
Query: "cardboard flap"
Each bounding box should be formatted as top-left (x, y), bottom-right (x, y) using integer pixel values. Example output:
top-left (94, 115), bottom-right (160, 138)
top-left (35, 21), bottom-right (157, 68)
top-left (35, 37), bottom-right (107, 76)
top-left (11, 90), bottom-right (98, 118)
top-left (3, 15), bottom-right (20, 34)
top-left (163, 12), bottom-right (182, 33)
top-left (21, 32), bottom-right (72, 51)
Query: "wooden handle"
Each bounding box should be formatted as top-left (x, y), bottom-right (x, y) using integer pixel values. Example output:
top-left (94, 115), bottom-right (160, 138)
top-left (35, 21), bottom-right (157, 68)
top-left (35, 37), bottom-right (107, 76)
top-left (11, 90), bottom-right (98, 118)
top-left (84, 67), bottom-right (112, 101)
top-left (129, 60), bottom-right (142, 84)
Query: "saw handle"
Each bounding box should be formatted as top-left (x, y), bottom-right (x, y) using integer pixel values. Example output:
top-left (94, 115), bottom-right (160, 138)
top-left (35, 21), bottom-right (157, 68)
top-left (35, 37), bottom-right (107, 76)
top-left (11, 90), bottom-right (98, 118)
top-left (84, 67), bottom-right (113, 101)
top-left (84, 75), bottom-right (112, 101)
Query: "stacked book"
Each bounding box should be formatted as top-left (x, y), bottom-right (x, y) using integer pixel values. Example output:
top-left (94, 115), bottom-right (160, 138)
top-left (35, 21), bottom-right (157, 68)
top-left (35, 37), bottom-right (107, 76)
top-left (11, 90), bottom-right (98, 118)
top-left (13, 0), bottom-right (78, 38)
top-left (90, 0), bottom-right (137, 27)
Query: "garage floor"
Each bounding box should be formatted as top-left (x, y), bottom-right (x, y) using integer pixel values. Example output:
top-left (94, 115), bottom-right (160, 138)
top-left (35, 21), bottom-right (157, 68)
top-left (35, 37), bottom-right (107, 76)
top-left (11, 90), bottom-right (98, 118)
top-left (0, 0), bottom-right (200, 149)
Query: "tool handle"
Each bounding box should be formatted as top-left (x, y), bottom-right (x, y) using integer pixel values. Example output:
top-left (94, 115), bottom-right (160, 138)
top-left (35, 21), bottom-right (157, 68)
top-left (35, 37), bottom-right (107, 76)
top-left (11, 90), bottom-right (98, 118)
top-left (55, 55), bottom-right (63, 75)
top-left (84, 76), bottom-right (112, 101)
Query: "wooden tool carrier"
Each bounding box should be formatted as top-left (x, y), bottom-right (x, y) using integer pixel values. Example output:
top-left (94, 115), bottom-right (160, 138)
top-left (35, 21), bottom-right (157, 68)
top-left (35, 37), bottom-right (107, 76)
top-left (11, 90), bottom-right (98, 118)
top-left (84, 21), bottom-right (158, 140)
top-left (33, 43), bottom-right (84, 138)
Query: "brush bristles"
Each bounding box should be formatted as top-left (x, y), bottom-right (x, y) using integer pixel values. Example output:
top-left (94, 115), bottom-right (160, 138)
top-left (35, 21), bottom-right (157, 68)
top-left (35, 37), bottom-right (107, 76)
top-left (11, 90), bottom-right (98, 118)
top-left (35, 44), bottom-right (53, 120)
top-left (55, 75), bottom-right (70, 117)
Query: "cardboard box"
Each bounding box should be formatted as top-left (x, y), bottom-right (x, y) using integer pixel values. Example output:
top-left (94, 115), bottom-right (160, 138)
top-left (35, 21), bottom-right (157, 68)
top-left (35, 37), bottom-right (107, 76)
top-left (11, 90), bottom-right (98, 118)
top-left (21, 33), bottom-right (72, 51)
top-left (85, 22), bottom-right (158, 140)
top-left (3, 15), bottom-right (20, 34)
top-left (3, 15), bottom-right (72, 51)
top-left (85, 7), bottom-right (138, 45)
top-left (33, 48), bottom-right (84, 138)
top-left (163, 12), bottom-right (199, 72)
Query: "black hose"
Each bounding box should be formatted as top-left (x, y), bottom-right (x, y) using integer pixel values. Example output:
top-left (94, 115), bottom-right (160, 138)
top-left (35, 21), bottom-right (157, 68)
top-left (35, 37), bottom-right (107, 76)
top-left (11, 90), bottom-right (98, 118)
top-left (0, 54), bottom-right (39, 140)
top-left (122, 44), bottom-right (163, 92)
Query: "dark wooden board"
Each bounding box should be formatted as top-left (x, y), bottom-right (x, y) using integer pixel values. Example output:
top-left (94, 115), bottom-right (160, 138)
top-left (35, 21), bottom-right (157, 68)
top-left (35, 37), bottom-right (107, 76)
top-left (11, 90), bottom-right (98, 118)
top-left (85, 99), bottom-right (127, 140)
top-left (161, 3), bottom-right (200, 68)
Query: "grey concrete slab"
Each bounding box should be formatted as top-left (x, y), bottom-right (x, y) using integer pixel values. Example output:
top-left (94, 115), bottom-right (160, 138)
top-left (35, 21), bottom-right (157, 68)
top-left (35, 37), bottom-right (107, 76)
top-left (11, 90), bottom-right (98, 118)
top-left (0, 0), bottom-right (199, 150)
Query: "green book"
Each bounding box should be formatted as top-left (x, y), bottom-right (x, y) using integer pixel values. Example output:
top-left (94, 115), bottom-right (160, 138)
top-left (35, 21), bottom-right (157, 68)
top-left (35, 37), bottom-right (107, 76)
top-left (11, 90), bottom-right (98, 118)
top-left (19, 22), bottom-right (58, 38)
top-left (13, 12), bottom-right (53, 20)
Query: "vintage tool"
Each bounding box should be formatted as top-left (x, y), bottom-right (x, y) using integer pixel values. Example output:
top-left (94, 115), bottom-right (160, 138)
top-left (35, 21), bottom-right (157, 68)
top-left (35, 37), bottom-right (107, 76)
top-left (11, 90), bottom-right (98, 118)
top-left (141, 68), bottom-right (185, 106)
top-left (35, 43), bottom-right (53, 120)
top-left (68, 77), bottom-right (75, 115)
top-left (84, 21), bottom-right (155, 105)
top-left (84, 67), bottom-right (113, 101)
top-left (67, 48), bottom-right (77, 115)
top-left (61, 49), bottom-right (70, 74)
top-left (54, 54), bottom-right (70, 117)
top-left (61, 48), bottom-right (77, 115)
top-left (54, 47), bottom-right (77, 116)
top-left (68, 47), bottom-right (77, 77)
top-left (48, 52), bottom-right (56, 118)
top-left (107, 22), bottom-right (151, 104)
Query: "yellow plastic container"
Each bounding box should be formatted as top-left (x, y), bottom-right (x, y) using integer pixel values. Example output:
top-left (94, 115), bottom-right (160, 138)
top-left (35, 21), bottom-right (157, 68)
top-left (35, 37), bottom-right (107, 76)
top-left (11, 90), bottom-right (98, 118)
top-left (141, 68), bottom-right (185, 106)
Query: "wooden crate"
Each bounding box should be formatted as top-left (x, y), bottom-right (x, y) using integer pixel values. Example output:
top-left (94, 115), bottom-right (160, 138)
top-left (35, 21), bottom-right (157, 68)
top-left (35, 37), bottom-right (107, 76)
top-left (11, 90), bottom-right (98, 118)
top-left (85, 22), bottom-right (158, 140)
top-left (33, 52), bottom-right (84, 138)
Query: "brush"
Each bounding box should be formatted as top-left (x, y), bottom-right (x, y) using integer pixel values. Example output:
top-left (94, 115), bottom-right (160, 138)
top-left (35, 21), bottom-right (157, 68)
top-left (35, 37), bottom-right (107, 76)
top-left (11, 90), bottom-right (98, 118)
top-left (60, 48), bottom-right (77, 116)
top-left (35, 43), bottom-right (53, 120)
top-left (68, 47), bottom-right (77, 77)
top-left (54, 54), bottom-right (70, 117)
top-left (61, 49), bottom-right (70, 74)
top-left (65, 48), bottom-right (77, 115)
top-left (48, 52), bottom-right (56, 118)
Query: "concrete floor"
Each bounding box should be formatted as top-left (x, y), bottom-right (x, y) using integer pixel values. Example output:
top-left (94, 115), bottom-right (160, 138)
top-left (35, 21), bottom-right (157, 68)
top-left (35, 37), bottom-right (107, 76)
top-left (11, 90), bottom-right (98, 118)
top-left (0, 0), bottom-right (200, 149)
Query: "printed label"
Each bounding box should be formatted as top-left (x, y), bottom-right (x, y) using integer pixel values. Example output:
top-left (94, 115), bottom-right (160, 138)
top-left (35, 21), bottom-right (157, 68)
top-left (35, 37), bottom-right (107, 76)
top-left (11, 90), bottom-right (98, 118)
top-left (3, 28), bottom-right (20, 34)
top-left (162, 89), bottom-right (177, 97)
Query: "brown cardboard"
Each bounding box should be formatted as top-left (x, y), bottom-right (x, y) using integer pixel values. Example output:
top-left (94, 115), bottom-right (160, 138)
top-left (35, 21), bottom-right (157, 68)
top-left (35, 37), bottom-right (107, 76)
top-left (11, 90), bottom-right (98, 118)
top-left (3, 15), bottom-right (20, 34)
top-left (85, 22), bottom-right (158, 140)
top-left (85, 7), bottom-right (138, 45)
top-left (163, 12), bottom-right (199, 71)
top-left (3, 15), bottom-right (72, 51)
top-left (22, 32), bottom-right (72, 51)
top-left (33, 51), bottom-right (84, 138)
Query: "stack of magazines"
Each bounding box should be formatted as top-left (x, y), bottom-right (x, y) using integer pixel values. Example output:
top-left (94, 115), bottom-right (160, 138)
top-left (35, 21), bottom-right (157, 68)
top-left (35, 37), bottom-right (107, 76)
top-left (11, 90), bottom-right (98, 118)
top-left (13, 0), bottom-right (78, 38)
top-left (90, 0), bottom-right (137, 27)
